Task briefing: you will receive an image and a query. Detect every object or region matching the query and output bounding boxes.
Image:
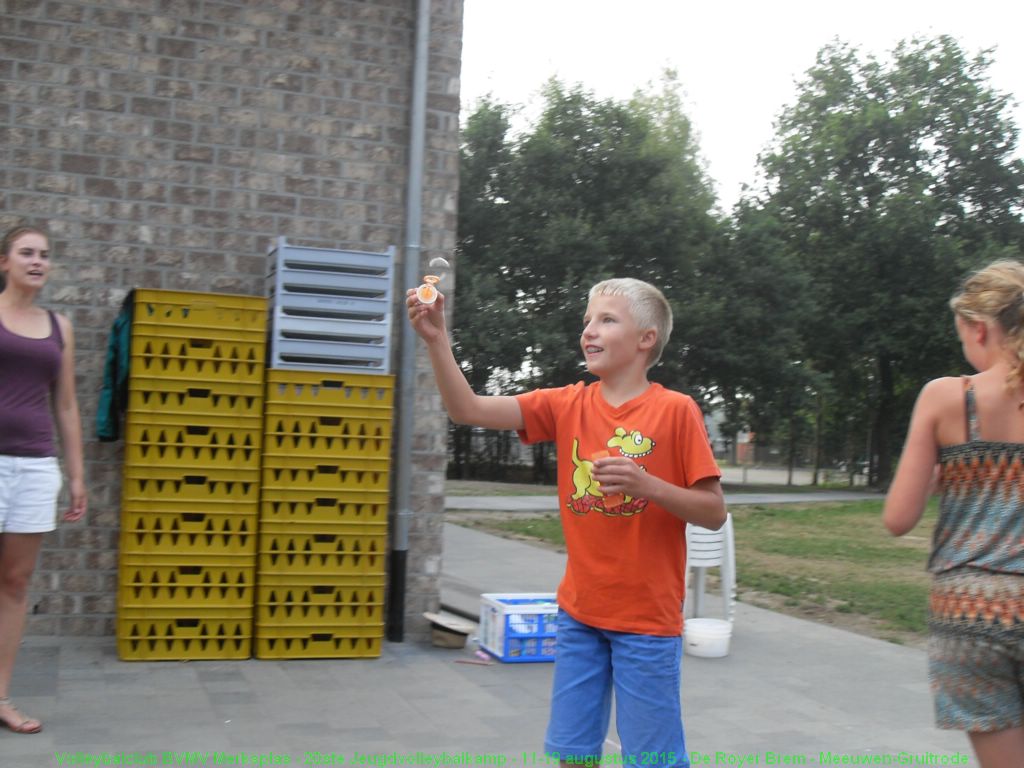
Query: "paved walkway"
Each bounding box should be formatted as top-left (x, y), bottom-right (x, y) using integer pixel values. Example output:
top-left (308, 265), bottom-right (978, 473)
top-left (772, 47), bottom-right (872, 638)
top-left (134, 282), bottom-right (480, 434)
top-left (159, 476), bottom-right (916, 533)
top-left (441, 523), bottom-right (968, 758)
top-left (7, 490), bottom-right (974, 767)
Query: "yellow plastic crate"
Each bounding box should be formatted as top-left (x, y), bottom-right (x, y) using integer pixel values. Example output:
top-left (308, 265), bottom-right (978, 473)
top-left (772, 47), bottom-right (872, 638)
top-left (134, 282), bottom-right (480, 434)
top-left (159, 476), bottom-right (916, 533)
top-left (256, 575), bottom-right (385, 625)
top-left (263, 414), bottom-right (392, 458)
top-left (117, 496), bottom-right (259, 517)
top-left (127, 377), bottom-right (264, 418)
top-left (118, 605), bottom-right (253, 622)
top-left (125, 423), bottom-right (263, 469)
top-left (254, 626), bottom-right (383, 659)
top-left (260, 492), bottom-right (388, 525)
top-left (118, 635), bottom-right (251, 661)
top-left (257, 572), bottom-right (387, 588)
top-left (258, 526), bottom-right (386, 575)
top-left (133, 289), bottom-right (267, 336)
top-left (264, 370), bottom-right (394, 409)
top-left (131, 332), bottom-right (266, 362)
top-left (117, 611), bottom-right (252, 661)
top-left (123, 410), bottom-right (262, 432)
top-left (264, 400), bottom-right (393, 421)
top-left (118, 555), bottom-right (254, 606)
top-left (120, 510), bottom-right (257, 557)
top-left (132, 332), bottom-right (265, 370)
top-left (259, 486), bottom-right (387, 504)
top-left (261, 455), bottom-right (389, 491)
top-left (257, 601), bottom-right (384, 627)
top-left (122, 467), bottom-right (261, 504)
top-left (259, 520), bottom-right (385, 539)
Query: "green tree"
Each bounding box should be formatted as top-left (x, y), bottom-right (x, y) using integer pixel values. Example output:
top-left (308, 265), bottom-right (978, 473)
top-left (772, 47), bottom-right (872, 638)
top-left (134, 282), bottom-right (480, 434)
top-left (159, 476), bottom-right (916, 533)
top-left (756, 36), bottom-right (1024, 485)
top-left (502, 78), bottom-right (719, 395)
top-left (453, 79), bottom-right (722, 479)
top-left (449, 98), bottom-right (523, 477)
top-left (682, 201), bottom-right (816, 481)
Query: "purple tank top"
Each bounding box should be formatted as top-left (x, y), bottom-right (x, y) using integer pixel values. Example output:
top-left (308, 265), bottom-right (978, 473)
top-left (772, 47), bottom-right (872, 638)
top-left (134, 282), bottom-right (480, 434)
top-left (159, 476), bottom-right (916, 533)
top-left (0, 310), bottom-right (64, 457)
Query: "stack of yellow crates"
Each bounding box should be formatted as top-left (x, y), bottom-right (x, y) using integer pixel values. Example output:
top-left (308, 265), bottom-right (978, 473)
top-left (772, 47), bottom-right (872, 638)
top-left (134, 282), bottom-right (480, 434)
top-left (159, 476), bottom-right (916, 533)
top-left (116, 290), bottom-right (267, 661)
top-left (256, 370), bottom-right (393, 658)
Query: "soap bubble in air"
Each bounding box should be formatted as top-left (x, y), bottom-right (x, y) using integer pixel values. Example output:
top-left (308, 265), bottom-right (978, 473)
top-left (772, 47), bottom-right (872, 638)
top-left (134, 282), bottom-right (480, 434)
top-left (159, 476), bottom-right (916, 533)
top-left (425, 256), bottom-right (450, 286)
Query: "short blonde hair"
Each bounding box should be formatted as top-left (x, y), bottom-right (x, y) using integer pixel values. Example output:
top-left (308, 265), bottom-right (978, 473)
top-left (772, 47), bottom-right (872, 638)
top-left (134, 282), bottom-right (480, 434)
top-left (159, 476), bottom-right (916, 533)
top-left (950, 259), bottom-right (1024, 388)
top-left (589, 278), bottom-right (673, 369)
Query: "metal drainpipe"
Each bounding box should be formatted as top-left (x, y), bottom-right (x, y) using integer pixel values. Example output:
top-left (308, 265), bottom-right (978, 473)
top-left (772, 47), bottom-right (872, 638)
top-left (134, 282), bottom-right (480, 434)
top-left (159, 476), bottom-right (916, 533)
top-left (387, 0), bottom-right (431, 643)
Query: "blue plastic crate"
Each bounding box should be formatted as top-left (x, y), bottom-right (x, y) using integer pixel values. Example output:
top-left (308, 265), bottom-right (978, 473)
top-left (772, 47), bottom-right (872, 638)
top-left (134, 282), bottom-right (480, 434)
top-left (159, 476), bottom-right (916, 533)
top-left (478, 593), bottom-right (558, 663)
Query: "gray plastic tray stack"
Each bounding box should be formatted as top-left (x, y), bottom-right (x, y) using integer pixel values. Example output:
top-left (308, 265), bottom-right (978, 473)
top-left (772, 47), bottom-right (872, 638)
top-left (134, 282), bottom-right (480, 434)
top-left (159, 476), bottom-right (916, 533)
top-left (266, 237), bottom-right (396, 374)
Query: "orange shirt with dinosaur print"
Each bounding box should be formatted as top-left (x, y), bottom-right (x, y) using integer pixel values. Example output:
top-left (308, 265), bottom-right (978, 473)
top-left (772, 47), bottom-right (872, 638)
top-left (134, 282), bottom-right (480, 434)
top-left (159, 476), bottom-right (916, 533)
top-left (516, 381), bottom-right (721, 635)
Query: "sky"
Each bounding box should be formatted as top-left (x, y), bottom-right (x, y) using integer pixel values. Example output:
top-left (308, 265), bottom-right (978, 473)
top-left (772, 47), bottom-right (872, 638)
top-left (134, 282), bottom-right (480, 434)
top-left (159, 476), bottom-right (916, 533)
top-left (458, 0), bottom-right (1024, 209)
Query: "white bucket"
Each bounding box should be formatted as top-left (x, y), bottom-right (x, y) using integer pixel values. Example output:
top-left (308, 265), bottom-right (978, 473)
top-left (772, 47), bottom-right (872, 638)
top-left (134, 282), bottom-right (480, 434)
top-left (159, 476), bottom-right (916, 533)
top-left (684, 618), bottom-right (732, 658)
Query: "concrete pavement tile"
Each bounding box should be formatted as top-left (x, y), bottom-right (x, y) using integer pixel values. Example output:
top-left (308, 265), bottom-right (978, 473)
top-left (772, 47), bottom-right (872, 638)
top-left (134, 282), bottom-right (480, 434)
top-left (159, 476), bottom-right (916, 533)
top-left (4, 742), bottom-right (56, 768)
top-left (59, 667), bottom-right (106, 682)
top-left (196, 666), bottom-right (247, 682)
top-left (407, 696), bottom-right (505, 735)
top-left (277, 720), bottom-right (347, 739)
top-left (11, 644), bottom-right (58, 672)
top-left (49, 725), bottom-right (117, 749)
top-left (5, 674), bottom-right (56, 696)
top-left (310, 725), bottom-right (394, 741)
top-left (330, 704), bottom-right (401, 730)
top-left (226, 732), bottom-right (318, 752)
top-left (205, 684), bottom-right (259, 707)
top-left (472, 679), bottom-right (552, 711)
top-left (134, 667), bottom-right (205, 690)
top-left (333, 688), bottom-right (427, 723)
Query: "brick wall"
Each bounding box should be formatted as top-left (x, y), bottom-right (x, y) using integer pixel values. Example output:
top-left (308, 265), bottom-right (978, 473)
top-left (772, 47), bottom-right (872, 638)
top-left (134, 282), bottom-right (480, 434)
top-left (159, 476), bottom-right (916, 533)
top-left (0, 0), bottom-right (461, 641)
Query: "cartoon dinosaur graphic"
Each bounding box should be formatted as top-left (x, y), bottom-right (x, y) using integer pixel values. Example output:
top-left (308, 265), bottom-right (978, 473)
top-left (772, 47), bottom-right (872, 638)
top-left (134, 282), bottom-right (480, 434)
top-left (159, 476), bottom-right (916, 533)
top-left (567, 434), bottom-right (651, 517)
top-left (569, 439), bottom-right (603, 505)
top-left (606, 427), bottom-right (655, 458)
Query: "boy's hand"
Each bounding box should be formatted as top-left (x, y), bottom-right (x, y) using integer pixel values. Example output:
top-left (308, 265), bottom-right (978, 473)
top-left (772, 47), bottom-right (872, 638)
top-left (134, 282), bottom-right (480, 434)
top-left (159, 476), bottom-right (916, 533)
top-left (592, 456), bottom-right (650, 499)
top-left (406, 288), bottom-right (448, 344)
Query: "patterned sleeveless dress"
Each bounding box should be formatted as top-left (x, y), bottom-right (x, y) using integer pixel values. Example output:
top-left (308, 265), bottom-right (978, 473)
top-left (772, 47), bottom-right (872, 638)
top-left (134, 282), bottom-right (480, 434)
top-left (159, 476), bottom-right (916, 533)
top-left (929, 382), bottom-right (1024, 732)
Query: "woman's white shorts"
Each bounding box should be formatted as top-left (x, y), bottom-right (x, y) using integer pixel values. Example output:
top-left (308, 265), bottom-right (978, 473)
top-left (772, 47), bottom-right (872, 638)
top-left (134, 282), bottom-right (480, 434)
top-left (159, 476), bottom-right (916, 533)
top-left (0, 455), bottom-right (62, 534)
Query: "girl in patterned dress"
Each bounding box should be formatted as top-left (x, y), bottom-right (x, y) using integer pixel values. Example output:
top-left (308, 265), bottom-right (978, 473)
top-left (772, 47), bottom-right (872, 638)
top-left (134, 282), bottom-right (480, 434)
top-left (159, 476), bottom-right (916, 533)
top-left (884, 260), bottom-right (1024, 768)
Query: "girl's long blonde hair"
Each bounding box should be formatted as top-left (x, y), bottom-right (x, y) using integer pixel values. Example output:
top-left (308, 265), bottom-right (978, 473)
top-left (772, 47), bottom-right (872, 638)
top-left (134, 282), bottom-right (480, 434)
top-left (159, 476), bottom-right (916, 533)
top-left (950, 259), bottom-right (1024, 389)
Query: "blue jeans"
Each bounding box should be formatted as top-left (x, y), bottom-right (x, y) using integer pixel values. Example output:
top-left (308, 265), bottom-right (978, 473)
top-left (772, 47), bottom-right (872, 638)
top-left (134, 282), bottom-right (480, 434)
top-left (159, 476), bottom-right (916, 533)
top-left (545, 610), bottom-right (688, 768)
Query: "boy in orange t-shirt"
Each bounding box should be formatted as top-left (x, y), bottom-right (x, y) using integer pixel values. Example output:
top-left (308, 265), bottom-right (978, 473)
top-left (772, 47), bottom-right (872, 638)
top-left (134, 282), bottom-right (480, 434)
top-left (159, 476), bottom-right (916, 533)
top-left (407, 277), bottom-right (725, 767)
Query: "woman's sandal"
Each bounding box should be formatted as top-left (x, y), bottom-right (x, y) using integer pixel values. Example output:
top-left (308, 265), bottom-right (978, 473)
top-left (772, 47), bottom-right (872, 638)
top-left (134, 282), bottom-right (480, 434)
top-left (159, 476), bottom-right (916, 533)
top-left (0, 696), bottom-right (42, 734)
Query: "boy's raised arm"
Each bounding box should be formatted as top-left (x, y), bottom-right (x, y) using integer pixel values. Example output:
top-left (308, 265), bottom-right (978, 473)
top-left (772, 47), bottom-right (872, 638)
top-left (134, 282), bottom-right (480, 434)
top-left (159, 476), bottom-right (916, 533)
top-left (406, 289), bottom-right (524, 431)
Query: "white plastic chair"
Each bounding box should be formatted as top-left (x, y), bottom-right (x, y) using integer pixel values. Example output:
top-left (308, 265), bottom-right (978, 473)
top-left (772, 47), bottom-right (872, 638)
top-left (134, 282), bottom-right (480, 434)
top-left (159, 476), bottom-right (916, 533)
top-left (684, 513), bottom-right (736, 624)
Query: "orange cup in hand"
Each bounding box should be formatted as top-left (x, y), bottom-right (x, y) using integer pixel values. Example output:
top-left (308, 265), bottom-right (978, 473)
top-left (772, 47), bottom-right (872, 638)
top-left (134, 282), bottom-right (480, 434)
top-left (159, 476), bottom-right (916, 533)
top-left (592, 450), bottom-right (624, 509)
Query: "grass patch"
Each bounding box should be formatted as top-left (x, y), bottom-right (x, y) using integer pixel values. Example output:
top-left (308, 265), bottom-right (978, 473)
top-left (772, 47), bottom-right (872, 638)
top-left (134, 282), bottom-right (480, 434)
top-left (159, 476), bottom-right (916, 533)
top-left (479, 514), bottom-right (566, 548)
top-left (446, 479), bottom-right (558, 496)
top-left (730, 499), bottom-right (936, 635)
top-left (721, 482), bottom-right (870, 494)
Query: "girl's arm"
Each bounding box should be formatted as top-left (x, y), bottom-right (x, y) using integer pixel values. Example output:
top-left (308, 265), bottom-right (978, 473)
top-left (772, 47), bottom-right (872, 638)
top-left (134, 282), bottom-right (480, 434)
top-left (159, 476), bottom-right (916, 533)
top-left (883, 380), bottom-right (944, 536)
top-left (52, 313), bottom-right (87, 522)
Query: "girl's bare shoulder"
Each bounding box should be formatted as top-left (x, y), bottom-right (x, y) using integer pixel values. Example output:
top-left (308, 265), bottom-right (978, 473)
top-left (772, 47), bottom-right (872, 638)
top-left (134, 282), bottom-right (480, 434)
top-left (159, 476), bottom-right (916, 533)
top-left (53, 311), bottom-right (74, 332)
top-left (916, 376), bottom-right (968, 419)
top-left (919, 375), bottom-right (965, 401)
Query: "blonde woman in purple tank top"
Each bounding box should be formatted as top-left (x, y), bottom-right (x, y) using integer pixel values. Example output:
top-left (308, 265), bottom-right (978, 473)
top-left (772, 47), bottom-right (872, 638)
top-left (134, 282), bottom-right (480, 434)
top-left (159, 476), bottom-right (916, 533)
top-left (884, 260), bottom-right (1024, 768)
top-left (0, 226), bottom-right (86, 734)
